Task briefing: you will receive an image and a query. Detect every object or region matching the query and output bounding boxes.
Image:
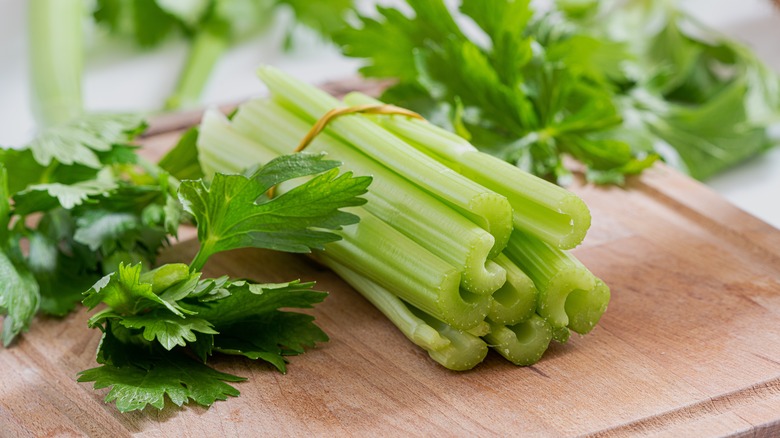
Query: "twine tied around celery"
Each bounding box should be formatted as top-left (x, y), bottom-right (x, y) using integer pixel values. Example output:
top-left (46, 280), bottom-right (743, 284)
top-left (266, 104), bottom-right (424, 198)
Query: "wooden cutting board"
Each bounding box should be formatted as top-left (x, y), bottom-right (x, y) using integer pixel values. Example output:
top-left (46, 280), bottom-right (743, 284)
top-left (2, 81), bottom-right (780, 437)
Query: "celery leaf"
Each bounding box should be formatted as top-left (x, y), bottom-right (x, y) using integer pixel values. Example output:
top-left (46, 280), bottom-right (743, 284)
top-left (179, 153), bottom-right (371, 266)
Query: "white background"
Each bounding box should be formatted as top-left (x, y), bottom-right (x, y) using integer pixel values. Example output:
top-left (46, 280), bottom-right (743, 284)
top-left (1, 0), bottom-right (779, 229)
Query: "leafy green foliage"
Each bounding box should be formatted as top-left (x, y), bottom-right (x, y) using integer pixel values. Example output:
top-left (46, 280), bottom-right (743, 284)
top-left (180, 153), bottom-right (370, 269)
top-left (81, 262), bottom-right (328, 411)
top-left (336, 0), bottom-right (779, 182)
top-left (0, 166), bottom-right (41, 345)
top-left (78, 325), bottom-right (244, 412)
top-left (28, 113), bottom-right (145, 168)
top-left (0, 113), bottom-right (178, 343)
top-left (578, 0), bottom-right (780, 180)
top-left (78, 148), bottom-right (367, 411)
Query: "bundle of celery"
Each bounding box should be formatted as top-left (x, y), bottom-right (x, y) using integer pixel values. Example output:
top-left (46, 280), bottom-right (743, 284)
top-left (196, 67), bottom-right (610, 370)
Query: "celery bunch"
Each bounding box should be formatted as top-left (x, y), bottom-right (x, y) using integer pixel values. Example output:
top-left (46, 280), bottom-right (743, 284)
top-left (195, 67), bottom-right (610, 370)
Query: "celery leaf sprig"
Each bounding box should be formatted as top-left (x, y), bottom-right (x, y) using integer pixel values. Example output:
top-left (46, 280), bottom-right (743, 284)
top-left (78, 152), bottom-right (370, 412)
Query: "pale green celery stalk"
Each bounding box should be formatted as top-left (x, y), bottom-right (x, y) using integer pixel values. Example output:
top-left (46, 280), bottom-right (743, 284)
top-left (257, 66), bottom-right (513, 258)
top-left (29, 0), bottom-right (84, 126)
top-left (198, 110), bottom-right (278, 175)
top-left (165, 29), bottom-right (229, 110)
top-left (344, 92), bottom-right (592, 250)
top-left (504, 231), bottom-right (610, 334)
top-left (196, 113), bottom-right (490, 330)
top-left (483, 315), bottom-right (553, 366)
top-left (488, 254), bottom-right (537, 325)
top-left (322, 208), bottom-right (489, 331)
top-left (229, 99), bottom-right (506, 294)
top-left (323, 257), bottom-right (489, 371)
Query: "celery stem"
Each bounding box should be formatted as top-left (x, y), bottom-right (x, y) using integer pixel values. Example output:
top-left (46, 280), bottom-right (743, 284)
top-left (29, 0), bottom-right (84, 127)
top-left (165, 29), bottom-right (229, 110)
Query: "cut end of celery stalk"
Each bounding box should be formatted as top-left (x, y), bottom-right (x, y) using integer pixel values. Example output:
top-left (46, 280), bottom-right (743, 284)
top-left (488, 254), bottom-right (538, 325)
top-left (565, 278), bottom-right (610, 334)
top-left (537, 267), bottom-right (611, 334)
top-left (511, 192), bottom-right (592, 250)
top-left (484, 315), bottom-right (553, 366)
top-left (461, 242), bottom-right (507, 295)
top-left (466, 192), bottom-right (513, 259)
top-left (411, 307), bottom-right (489, 371)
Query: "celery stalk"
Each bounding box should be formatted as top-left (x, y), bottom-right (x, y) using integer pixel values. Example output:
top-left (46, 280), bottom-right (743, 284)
top-left (198, 110), bottom-right (278, 175)
top-left (165, 29), bottom-right (229, 110)
top-left (488, 254), bottom-right (538, 325)
top-left (344, 92), bottom-right (592, 250)
top-left (324, 258), bottom-right (489, 371)
top-left (257, 66), bottom-right (513, 258)
top-left (229, 99), bottom-right (506, 294)
top-left (323, 208), bottom-right (490, 331)
top-left (197, 120), bottom-right (489, 330)
top-left (28, 0), bottom-right (84, 126)
top-left (483, 315), bottom-right (553, 366)
top-left (504, 231), bottom-right (610, 334)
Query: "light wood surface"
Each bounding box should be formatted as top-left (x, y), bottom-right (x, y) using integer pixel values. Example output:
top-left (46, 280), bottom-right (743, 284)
top-left (2, 90), bottom-right (780, 437)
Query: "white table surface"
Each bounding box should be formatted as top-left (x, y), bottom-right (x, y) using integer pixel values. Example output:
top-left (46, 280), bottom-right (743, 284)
top-left (1, 0), bottom-right (779, 229)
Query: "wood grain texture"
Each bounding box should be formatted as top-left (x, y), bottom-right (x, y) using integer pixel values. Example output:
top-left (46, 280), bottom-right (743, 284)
top-left (2, 88), bottom-right (780, 437)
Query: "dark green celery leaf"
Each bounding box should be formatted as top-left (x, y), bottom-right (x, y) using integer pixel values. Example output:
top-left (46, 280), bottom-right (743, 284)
top-left (645, 80), bottom-right (775, 180)
top-left (73, 210), bottom-right (142, 251)
top-left (192, 280), bottom-right (328, 372)
top-left (193, 280), bottom-right (326, 326)
top-left (78, 347), bottom-right (244, 412)
top-left (157, 127), bottom-right (204, 181)
top-left (120, 310), bottom-right (218, 351)
top-left (0, 166), bottom-right (41, 345)
top-left (13, 174), bottom-right (118, 215)
top-left (27, 232), bottom-right (99, 316)
top-left (335, 0), bottom-right (652, 183)
top-left (27, 113), bottom-right (145, 169)
top-left (179, 153), bottom-right (370, 263)
top-left (83, 263), bottom-right (183, 316)
top-left (277, 0), bottom-right (352, 39)
top-left (95, 144), bottom-right (140, 165)
top-left (214, 312), bottom-right (328, 372)
top-left (0, 249), bottom-right (40, 346)
top-left (335, 4), bottom-right (442, 82)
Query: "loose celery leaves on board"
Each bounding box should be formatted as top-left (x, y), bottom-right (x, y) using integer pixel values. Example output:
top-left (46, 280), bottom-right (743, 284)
top-left (79, 263), bottom-right (328, 411)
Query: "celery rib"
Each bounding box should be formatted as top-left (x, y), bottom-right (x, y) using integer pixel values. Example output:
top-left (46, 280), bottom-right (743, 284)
top-left (229, 100), bottom-right (506, 295)
top-left (257, 66), bottom-right (513, 258)
top-left (166, 29), bottom-right (229, 110)
top-left (503, 231), bottom-right (610, 334)
top-left (29, 0), bottom-right (84, 126)
top-left (344, 92), bottom-right (592, 250)
top-left (323, 208), bottom-right (489, 331)
top-left (483, 315), bottom-right (553, 366)
top-left (323, 257), bottom-right (451, 352)
top-left (325, 258), bottom-right (490, 371)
